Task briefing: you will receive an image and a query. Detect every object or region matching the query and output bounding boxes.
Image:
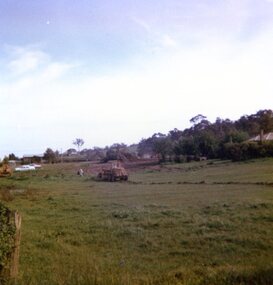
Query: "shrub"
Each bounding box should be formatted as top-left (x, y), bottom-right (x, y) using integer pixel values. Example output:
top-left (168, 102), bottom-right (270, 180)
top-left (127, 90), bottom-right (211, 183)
top-left (0, 203), bottom-right (15, 276)
top-left (224, 141), bottom-right (273, 161)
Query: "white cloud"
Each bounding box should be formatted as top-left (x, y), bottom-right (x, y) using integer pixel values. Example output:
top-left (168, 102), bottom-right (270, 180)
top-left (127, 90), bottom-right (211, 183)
top-left (0, 45), bottom-right (75, 117)
top-left (41, 62), bottom-right (74, 81)
top-left (6, 45), bottom-right (49, 75)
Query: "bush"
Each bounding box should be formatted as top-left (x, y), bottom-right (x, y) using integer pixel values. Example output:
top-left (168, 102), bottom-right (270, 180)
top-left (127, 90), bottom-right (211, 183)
top-left (224, 142), bottom-right (273, 161)
top-left (0, 203), bottom-right (15, 276)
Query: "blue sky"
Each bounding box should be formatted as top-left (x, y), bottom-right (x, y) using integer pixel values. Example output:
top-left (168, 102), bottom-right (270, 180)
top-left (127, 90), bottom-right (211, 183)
top-left (1, 0), bottom-right (273, 158)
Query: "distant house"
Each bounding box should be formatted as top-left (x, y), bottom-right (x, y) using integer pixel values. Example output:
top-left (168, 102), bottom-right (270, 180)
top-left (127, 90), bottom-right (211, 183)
top-left (22, 154), bottom-right (44, 164)
top-left (248, 132), bottom-right (273, 142)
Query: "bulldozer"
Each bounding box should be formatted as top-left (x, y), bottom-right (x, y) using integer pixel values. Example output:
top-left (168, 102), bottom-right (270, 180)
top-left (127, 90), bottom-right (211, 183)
top-left (97, 164), bottom-right (128, 182)
top-left (0, 164), bottom-right (13, 177)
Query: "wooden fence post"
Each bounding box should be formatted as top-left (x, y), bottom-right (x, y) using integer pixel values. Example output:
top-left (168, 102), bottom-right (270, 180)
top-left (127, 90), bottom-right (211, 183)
top-left (9, 211), bottom-right (22, 280)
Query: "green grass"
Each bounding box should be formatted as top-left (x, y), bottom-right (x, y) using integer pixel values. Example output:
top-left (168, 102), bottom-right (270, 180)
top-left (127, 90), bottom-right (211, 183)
top-left (1, 158), bottom-right (273, 284)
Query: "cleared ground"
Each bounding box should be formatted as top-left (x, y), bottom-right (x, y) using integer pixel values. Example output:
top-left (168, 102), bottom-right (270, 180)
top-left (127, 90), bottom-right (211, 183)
top-left (1, 158), bottom-right (273, 284)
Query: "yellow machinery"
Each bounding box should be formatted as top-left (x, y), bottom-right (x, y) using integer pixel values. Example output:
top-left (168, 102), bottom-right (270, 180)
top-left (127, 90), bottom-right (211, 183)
top-left (97, 166), bottom-right (128, 182)
top-left (0, 164), bottom-right (13, 177)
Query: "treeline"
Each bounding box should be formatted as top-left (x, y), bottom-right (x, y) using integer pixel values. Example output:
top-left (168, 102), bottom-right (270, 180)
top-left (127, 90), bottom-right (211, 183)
top-left (5, 109), bottom-right (272, 164)
top-left (43, 109), bottom-right (273, 163)
top-left (138, 109), bottom-right (273, 162)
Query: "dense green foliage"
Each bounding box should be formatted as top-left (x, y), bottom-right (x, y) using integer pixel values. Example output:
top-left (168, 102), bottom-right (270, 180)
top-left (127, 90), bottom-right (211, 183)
top-left (0, 203), bottom-right (15, 274)
top-left (43, 148), bottom-right (60, 163)
top-left (224, 141), bottom-right (273, 161)
top-left (138, 109), bottom-right (273, 161)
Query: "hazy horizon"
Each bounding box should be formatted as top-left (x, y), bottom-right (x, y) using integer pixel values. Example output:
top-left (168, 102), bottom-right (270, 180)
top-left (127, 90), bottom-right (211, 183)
top-left (1, 0), bottom-right (273, 158)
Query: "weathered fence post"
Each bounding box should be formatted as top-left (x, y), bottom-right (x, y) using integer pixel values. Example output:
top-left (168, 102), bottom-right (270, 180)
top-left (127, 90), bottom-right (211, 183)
top-left (0, 205), bottom-right (21, 283)
top-left (9, 211), bottom-right (21, 280)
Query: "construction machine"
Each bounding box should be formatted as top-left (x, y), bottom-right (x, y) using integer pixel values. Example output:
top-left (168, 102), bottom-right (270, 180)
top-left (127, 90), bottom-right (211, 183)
top-left (97, 164), bottom-right (128, 182)
top-left (0, 164), bottom-right (13, 177)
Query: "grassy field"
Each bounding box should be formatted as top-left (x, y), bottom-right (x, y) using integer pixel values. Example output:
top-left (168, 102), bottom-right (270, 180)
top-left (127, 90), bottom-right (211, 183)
top-left (1, 158), bottom-right (273, 284)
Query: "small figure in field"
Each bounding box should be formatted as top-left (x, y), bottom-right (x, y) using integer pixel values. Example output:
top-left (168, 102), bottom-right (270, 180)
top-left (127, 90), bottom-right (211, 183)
top-left (77, 168), bottom-right (84, 176)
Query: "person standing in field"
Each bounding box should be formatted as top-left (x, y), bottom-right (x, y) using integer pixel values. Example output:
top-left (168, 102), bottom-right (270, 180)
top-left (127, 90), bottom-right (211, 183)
top-left (77, 168), bottom-right (84, 176)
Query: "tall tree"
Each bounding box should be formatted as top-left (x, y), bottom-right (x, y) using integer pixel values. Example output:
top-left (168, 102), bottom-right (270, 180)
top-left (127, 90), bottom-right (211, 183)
top-left (256, 109), bottom-right (273, 133)
top-left (8, 153), bottom-right (18, 160)
top-left (168, 128), bottom-right (183, 141)
top-left (152, 135), bottom-right (173, 162)
top-left (44, 148), bottom-right (57, 163)
top-left (73, 138), bottom-right (85, 152)
top-left (174, 137), bottom-right (196, 156)
top-left (190, 114), bottom-right (207, 126)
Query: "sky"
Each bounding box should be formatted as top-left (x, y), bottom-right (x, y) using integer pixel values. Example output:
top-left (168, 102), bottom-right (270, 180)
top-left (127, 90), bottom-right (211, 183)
top-left (1, 0), bottom-right (273, 158)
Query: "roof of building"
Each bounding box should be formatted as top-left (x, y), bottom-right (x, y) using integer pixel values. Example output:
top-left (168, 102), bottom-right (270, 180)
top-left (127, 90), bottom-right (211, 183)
top-left (23, 154), bottom-right (44, 158)
top-left (248, 132), bottom-right (273, 142)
